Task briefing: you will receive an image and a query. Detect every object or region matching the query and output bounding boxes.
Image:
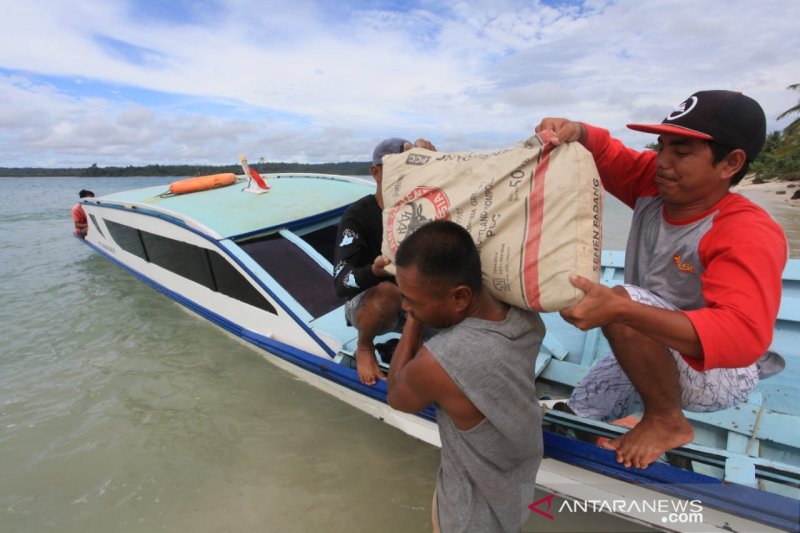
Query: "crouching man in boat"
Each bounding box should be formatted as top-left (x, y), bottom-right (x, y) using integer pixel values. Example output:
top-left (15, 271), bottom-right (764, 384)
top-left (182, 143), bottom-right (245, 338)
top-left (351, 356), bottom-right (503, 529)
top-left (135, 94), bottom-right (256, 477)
top-left (334, 137), bottom-right (436, 386)
top-left (72, 189), bottom-right (94, 238)
top-left (387, 220), bottom-right (544, 533)
top-left (536, 90), bottom-right (788, 469)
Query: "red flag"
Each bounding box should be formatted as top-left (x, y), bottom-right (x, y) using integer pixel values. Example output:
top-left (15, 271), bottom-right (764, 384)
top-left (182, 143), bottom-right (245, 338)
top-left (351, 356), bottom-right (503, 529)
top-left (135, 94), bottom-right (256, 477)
top-left (249, 167), bottom-right (269, 189)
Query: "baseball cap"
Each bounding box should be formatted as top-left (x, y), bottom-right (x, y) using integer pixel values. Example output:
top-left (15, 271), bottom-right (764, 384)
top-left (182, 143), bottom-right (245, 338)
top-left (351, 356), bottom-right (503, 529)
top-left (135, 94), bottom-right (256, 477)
top-left (372, 137), bottom-right (410, 166)
top-left (627, 90), bottom-right (767, 161)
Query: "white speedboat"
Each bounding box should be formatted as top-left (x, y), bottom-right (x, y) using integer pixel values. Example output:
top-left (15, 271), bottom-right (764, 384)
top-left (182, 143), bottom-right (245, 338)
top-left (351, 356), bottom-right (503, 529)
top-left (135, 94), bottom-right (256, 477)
top-left (79, 171), bottom-right (800, 532)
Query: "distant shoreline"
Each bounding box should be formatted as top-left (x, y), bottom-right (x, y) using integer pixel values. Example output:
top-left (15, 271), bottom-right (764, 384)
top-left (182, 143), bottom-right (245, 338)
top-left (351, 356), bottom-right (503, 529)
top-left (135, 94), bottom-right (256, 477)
top-left (0, 161), bottom-right (372, 178)
top-left (733, 175), bottom-right (800, 207)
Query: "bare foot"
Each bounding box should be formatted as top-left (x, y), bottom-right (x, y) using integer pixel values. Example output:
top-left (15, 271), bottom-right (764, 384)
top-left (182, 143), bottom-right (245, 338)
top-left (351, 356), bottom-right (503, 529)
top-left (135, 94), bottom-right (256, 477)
top-left (606, 412), bottom-right (694, 469)
top-left (355, 346), bottom-right (385, 386)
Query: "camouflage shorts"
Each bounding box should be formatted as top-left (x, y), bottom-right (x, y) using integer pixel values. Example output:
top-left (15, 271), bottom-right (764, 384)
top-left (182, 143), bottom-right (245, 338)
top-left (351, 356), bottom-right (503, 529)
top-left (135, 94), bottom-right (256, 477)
top-left (567, 285), bottom-right (759, 421)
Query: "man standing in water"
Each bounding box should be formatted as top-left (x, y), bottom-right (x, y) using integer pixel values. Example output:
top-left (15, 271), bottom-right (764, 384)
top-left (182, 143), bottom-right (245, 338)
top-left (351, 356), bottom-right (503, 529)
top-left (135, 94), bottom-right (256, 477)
top-left (72, 189), bottom-right (94, 238)
top-left (536, 90), bottom-right (787, 469)
top-left (387, 220), bottom-right (544, 532)
top-left (333, 137), bottom-right (435, 386)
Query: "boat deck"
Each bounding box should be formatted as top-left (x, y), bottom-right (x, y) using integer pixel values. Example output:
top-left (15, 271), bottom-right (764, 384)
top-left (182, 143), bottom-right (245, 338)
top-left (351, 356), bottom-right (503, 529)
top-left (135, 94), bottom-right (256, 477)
top-left (97, 174), bottom-right (374, 240)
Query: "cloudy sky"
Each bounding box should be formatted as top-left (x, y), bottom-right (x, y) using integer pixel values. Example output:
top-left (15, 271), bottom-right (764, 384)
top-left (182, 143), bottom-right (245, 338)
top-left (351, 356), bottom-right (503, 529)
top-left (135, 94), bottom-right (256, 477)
top-left (1, 0), bottom-right (798, 167)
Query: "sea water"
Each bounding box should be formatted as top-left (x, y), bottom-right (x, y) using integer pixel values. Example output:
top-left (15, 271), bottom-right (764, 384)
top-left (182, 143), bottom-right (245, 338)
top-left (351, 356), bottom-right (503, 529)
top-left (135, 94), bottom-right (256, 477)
top-left (0, 177), bottom-right (796, 533)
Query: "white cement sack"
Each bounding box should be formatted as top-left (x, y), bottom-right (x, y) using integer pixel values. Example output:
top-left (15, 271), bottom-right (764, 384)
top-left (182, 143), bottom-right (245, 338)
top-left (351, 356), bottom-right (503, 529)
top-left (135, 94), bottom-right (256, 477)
top-left (380, 131), bottom-right (603, 312)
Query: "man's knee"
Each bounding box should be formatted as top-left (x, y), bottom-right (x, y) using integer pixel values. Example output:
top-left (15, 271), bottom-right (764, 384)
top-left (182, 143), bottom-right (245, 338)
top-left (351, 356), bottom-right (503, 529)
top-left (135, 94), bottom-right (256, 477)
top-left (354, 282), bottom-right (402, 328)
top-left (601, 321), bottom-right (640, 346)
top-left (611, 285), bottom-right (630, 298)
top-left (367, 281), bottom-right (402, 309)
top-left (597, 287), bottom-right (635, 344)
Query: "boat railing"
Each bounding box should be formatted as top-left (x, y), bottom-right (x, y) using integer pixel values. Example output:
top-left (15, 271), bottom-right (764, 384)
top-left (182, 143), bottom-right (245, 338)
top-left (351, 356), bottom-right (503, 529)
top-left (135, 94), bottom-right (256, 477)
top-left (542, 404), bottom-right (800, 491)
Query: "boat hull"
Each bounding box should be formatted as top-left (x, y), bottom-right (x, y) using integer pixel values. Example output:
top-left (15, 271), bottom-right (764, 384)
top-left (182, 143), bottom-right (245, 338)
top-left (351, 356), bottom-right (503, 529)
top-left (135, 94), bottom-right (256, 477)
top-left (78, 174), bottom-right (800, 532)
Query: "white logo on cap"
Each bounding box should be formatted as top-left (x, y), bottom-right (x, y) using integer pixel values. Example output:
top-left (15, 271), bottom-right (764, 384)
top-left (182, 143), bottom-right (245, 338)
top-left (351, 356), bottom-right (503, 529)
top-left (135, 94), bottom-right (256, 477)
top-left (666, 96), bottom-right (698, 121)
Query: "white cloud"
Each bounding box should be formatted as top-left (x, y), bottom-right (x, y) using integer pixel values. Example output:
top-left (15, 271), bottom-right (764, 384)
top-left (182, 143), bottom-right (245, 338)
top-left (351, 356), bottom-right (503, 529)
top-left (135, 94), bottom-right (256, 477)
top-left (0, 0), bottom-right (798, 166)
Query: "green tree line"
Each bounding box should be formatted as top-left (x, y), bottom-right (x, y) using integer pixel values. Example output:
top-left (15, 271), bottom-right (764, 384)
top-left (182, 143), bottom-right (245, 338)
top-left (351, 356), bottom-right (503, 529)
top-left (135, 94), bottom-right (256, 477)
top-left (753, 83), bottom-right (800, 181)
top-left (0, 161), bottom-right (372, 178)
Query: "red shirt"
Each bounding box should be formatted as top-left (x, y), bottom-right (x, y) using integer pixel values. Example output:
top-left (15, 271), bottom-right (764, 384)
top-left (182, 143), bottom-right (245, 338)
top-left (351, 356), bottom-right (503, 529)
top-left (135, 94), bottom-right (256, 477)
top-left (584, 124), bottom-right (788, 371)
top-left (72, 203), bottom-right (87, 236)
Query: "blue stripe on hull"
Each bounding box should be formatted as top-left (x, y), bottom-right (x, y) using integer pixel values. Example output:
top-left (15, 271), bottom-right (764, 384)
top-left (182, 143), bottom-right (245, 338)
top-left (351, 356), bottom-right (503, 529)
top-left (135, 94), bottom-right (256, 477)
top-left (543, 431), bottom-right (800, 531)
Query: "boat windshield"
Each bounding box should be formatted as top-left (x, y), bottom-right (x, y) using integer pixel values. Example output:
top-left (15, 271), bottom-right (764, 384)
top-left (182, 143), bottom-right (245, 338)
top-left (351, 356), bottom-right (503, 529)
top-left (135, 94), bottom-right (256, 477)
top-left (295, 223), bottom-right (337, 265)
top-left (239, 228), bottom-right (345, 319)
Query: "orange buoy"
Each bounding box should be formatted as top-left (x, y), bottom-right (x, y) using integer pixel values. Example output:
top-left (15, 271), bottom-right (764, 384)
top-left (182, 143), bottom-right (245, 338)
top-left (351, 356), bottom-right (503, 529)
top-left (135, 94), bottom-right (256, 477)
top-left (169, 173), bottom-right (237, 195)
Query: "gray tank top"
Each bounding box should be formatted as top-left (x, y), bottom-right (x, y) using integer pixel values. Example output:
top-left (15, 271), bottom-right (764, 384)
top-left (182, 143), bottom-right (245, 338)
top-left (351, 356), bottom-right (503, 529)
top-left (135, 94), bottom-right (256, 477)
top-left (425, 306), bottom-right (544, 533)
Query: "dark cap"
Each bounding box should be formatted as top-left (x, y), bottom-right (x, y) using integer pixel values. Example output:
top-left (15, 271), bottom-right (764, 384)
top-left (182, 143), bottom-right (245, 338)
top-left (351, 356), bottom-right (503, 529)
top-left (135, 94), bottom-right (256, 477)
top-left (372, 137), bottom-right (410, 166)
top-left (627, 90), bottom-right (767, 161)
top-left (79, 189), bottom-right (94, 198)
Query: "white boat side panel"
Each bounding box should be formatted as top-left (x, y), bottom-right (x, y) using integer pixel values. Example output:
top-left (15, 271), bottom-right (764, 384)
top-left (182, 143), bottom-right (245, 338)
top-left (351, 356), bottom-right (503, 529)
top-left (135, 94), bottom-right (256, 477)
top-left (87, 205), bottom-right (326, 357)
top-left (236, 335), bottom-right (442, 447)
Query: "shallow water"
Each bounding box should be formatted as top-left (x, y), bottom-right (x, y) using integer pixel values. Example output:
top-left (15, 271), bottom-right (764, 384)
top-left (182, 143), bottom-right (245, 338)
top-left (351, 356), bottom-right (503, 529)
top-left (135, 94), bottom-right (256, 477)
top-left (0, 177), bottom-right (796, 532)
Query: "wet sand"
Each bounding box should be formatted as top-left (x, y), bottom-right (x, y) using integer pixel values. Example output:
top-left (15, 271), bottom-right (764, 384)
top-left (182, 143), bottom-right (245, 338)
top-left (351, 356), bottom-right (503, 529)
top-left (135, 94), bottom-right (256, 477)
top-left (733, 175), bottom-right (800, 204)
top-left (733, 176), bottom-right (800, 258)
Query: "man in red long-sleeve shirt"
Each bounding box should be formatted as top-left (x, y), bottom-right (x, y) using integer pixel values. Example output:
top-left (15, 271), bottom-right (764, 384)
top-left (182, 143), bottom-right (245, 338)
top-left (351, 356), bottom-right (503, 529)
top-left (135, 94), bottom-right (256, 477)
top-left (72, 189), bottom-right (94, 237)
top-left (536, 90), bottom-right (787, 469)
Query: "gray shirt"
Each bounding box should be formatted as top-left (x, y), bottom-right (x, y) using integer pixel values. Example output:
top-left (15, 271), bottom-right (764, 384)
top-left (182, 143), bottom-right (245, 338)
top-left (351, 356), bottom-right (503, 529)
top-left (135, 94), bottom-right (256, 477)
top-left (425, 306), bottom-right (545, 533)
top-left (625, 196), bottom-right (711, 310)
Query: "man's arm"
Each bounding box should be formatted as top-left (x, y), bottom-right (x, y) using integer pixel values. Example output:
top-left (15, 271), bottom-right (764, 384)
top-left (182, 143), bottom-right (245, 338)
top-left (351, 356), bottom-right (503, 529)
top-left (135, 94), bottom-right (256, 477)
top-left (403, 138), bottom-right (437, 152)
top-left (535, 119), bottom-right (657, 208)
top-left (686, 215), bottom-right (787, 370)
top-left (387, 316), bottom-right (438, 412)
top-left (387, 316), bottom-right (487, 431)
top-left (535, 118), bottom-right (587, 147)
top-left (561, 275), bottom-right (704, 358)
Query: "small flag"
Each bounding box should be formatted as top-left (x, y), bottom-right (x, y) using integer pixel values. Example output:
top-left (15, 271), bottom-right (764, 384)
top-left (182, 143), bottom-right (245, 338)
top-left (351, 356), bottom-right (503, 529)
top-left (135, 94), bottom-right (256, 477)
top-left (249, 166), bottom-right (269, 190)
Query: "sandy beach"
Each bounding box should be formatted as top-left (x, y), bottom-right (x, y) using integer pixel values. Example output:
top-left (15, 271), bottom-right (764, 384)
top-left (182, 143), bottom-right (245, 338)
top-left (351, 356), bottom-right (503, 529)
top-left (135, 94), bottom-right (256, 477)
top-left (733, 176), bottom-right (799, 257)
top-left (733, 175), bottom-right (800, 204)
top-left (604, 175), bottom-right (800, 259)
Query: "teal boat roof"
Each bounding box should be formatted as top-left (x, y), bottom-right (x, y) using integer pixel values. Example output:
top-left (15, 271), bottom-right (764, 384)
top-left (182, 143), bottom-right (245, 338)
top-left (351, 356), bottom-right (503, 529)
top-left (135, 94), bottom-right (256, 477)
top-left (96, 174), bottom-right (374, 239)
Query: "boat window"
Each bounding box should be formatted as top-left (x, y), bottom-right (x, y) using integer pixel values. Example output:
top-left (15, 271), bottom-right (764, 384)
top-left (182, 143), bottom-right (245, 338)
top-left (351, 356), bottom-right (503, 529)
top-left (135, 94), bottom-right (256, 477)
top-left (141, 231), bottom-right (215, 289)
top-left (240, 235), bottom-right (346, 319)
top-left (102, 219), bottom-right (276, 315)
top-left (207, 252), bottom-right (277, 314)
top-left (297, 223), bottom-right (338, 264)
top-left (105, 220), bottom-right (148, 261)
top-left (88, 214), bottom-right (105, 238)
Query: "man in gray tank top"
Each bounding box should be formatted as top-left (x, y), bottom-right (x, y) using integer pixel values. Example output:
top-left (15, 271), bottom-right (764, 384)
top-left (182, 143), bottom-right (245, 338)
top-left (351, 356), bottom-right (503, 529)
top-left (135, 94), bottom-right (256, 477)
top-left (387, 220), bottom-right (545, 533)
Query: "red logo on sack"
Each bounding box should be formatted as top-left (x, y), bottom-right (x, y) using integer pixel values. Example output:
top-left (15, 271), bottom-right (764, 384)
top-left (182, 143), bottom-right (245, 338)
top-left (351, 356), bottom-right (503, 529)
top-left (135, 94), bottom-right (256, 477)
top-left (386, 186), bottom-right (450, 253)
